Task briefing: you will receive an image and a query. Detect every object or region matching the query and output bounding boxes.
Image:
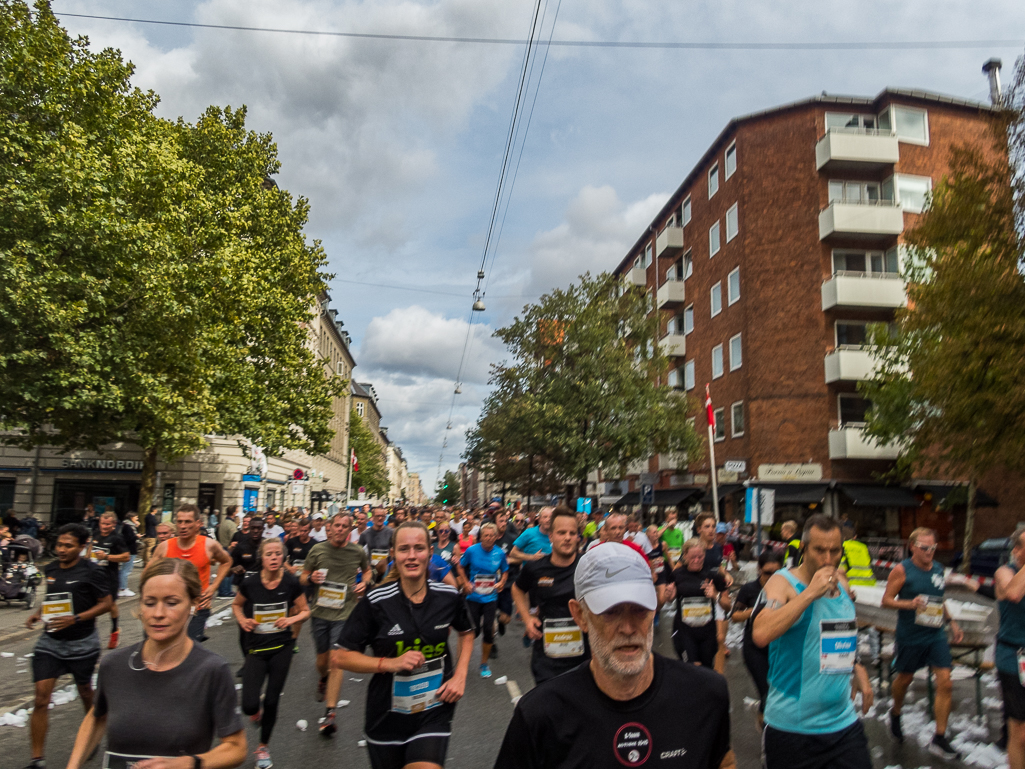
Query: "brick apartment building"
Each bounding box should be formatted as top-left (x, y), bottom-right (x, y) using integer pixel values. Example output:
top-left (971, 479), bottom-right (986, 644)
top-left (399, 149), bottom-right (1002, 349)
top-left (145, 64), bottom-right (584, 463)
top-left (609, 87), bottom-right (1011, 551)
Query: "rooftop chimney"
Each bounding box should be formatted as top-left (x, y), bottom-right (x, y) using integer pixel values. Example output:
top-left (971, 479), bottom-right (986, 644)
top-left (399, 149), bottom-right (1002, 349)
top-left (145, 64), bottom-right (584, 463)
top-left (982, 58), bottom-right (1003, 106)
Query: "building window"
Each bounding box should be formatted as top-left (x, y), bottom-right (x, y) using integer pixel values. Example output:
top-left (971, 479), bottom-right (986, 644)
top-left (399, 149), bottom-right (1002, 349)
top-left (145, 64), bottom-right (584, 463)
top-left (880, 105), bottom-right (929, 145)
top-left (682, 196), bottom-right (692, 225)
top-left (713, 408), bottom-right (726, 441)
top-left (708, 163), bottom-right (719, 198)
top-left (835, 321), bottom-right (869, 347)
top-left (838, 394), bottom-right (871, 426)
top-left (684, 304), bottom-right (694, 335)
top-left (684, 360), bottom-right (695, 391)
top-left (709, 221), bottom-right (721, 256)
top-left (667, 368), bottom-right (681, 389)
top-left (356, 402), bottom-right (365, 418)
top-left (683, 251), bottom-right (693, 279)
top-left (710, 283), bottom-right (722, 317)
top-left (828, 180), bottom-right (885, 204)
top-left (712, 344), bottom-right (724, 379)
top-left (642, 242), bottom-right (653, 267)
top-left (729, 333), bottom-right (742, 370)
top-left (891, 174), bottom-right (932, 214)
top-left (731, 401), bottom-right (745, 437)
top-left (825, 112), bottom-right (879, 131)
top-left (832, 249), bottom-right (899, 276)
top-left (725, 204), bottom-right (739, 242)
top-left (727, 268), bottom-right (740, 304)
top-left (725, 142), bottom-right (737, 179)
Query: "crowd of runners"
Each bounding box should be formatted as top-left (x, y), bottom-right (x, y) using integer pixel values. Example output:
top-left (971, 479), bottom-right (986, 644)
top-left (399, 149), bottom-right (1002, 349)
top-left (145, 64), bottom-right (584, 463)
top-left (17, 499), bottom-right (1025, 769)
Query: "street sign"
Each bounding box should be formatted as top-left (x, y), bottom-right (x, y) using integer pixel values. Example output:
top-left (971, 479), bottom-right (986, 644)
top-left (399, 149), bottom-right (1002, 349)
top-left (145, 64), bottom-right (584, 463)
top-left (292, 468), bottom-right (305, 480)
top-left (576, 497), bottom-right (592, 514)
top-left (641, 484), bottom-right (654, 505)
top-left (724, 460), bottom-right (747, 473)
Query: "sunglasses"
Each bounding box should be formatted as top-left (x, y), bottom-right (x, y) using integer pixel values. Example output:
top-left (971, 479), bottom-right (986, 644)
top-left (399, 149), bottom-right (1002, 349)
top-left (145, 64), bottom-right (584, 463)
top-left (914, 543), bottom-right (937, 552)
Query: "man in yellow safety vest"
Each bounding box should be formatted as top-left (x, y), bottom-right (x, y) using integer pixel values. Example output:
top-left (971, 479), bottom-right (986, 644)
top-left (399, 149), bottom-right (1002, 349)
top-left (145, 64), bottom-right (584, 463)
top-left (840, 522), bottom-right (876, 586)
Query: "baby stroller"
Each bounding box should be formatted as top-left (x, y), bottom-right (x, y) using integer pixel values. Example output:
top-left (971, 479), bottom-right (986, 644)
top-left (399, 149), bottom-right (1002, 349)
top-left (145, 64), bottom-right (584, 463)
top-left (1, 541), bottom-right (43, 609)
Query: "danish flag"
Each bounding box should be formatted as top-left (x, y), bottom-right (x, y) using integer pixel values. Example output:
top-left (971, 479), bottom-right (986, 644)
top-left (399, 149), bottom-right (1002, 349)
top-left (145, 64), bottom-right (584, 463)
top-left (705, 384), bottom-right (715, 429)
top-left (351, 449), bottom-right (359, 473)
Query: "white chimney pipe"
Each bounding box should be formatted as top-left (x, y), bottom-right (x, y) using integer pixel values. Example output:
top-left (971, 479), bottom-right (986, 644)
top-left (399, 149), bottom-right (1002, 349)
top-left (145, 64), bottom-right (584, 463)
top-left (982, 58), bottom-right (1003, 106)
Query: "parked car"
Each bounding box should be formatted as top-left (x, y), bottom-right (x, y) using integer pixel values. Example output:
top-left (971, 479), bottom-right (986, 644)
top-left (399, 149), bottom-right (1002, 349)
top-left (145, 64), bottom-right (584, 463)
top-left (952, 537), bottom-right (1011, 577)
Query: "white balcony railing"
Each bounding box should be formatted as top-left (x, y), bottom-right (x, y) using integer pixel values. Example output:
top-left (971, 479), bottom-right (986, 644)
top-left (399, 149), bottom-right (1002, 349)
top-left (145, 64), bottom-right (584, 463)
top-left (824, 346), bottom-right (881, 383)
top-left (828, 425), bottom-right (901, 460)
top-left (659, 333), bottom-right (686, 358)
top-left (821, 272), bottom-right (907, 310)
top-left (656, 281), bottom-right (686, 309)
top-left (819, 200), bottom-right (904, 240)
top-left (655, 226), bottom-right (684, 258)
top-left (815, 128), bottom-right (900, 171)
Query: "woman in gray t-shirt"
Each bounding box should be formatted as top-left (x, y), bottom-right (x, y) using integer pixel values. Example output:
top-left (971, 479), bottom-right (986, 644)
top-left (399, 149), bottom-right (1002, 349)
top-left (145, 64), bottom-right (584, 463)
top-left (66, 558), bottom-right (246, 769)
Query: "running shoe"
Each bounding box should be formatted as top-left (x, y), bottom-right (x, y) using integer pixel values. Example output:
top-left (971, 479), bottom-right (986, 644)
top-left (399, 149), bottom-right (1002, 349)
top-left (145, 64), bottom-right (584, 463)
top-left (24, 759), bottom-right (45, 769)
top-left (249, 710), bottom-right (262, 726)
top-left (521, 635), bottom-right (531, 648)
top-left (316, 676), bottom-right (327, 702)
top-left (498, 621), bottom-right (506, 636)
top-left (480, 664), bottom-right (492, 679)
top-left (888, 711), bottom-right (903, 744)
top-left (107, 630), bottom-right (120, 649)
top-left (120, 589), bottom-right (136, 597)
top-left (319, 710), bottom-right (337, 738)
top-left (254, 746), bottom-right (273, 769)
top-left (928, 733), bottom-right (960, 760)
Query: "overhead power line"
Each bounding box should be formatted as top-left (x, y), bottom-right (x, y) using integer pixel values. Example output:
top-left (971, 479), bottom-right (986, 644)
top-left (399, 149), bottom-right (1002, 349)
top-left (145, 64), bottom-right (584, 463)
top-left (334, 277), bottom-right (539, 300)
top-left (53, 12), bottom-right (1023, 50)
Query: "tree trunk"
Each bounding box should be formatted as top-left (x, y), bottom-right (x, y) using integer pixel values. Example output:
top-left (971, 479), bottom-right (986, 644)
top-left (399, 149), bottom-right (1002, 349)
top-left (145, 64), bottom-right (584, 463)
top-left (138, 446), bottom-right (159, 517)
top-left (960, 477), bottom-right (977, 575)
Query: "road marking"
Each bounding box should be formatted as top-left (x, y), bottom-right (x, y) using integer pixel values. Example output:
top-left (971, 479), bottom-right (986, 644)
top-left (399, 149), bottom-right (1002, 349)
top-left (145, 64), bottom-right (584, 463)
top-left (506, 678), bottom-right (521, 704)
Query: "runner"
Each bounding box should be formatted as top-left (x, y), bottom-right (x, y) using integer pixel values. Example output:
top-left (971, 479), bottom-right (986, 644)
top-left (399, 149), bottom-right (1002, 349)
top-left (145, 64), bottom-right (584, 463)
top-left (155, 521), bottom-right (174, 544)
top-left (361, 508), bottom-right (395, 582)
top-left (667, 538), bottom-right (731, 667)
top-left (334, 522), bottom-right (474, 769)
top-left (23, 523), bottom-right (112, 769)
top-left (87, 511), bottom-right (131, 649)
top-left (492, 510), bottom-right (520, 646)
top-left (432, 522), bottom-right (457, 566)
top-left (263, 513), bottom-right (285, 540)
top-left (151, 504), bottom-right (233, 642)
top-left (882, 526), bottom-right (963, 759)
top-left (301, 512), bottom-right (371, 736)
top-left (233, 538), bottom-right (311, 768)
top-left (141, 505), bottom-right (161, 566)
top-left (286, 518), bottom-right (317, 575)
top-left (494, 543), bottom-right (734, 769)
top-left (310, 513), bottom-right (328, 542)
top-left (731, 549), bottom-right (783, 728)
top-left (351, 510), bottom-right (369, 544)
top-left (752, 514), bottom-right (873, 769)
top-left (65, 558), bottom-right (246, 769)
top-left (995, 524), bottom-right (1025, 769)
top-left (512, 506), bottom-right (589, 684)
top-left (456, 522), bottom-right (509, 678)
top-left (643, 524), bottom-right (673, 610)
top-left (509, 507), bottom-right (553, 564)
top-left (659, 509), bottom-right (685, 568)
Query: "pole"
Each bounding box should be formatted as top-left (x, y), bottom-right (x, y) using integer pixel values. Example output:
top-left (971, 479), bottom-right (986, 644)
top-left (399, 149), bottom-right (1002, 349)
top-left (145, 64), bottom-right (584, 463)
top-left (707, 423), bottom-right (720, 522)
top-left (346, 453), bottom-right (353, 511)
top-left (755, 488), bottom-right (763, 557)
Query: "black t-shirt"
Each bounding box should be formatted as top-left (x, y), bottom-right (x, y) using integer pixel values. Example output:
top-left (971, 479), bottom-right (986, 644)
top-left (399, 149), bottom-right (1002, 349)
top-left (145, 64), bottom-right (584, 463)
top-left (285, 536), bottom-right (316, 566)
top-left (90, 531), bottom-right (129, 588)
top-left (497, 528), bottom-right (521, 581)
top-left (231, 538), bottom-right (263, 584)
top-left (494, 653), bottom-right (731, 769)
top-left (144, 513), bottom-right (159, 539)
top-left (339, 580), bottom-right (473, 741)
top-left (42, 559), bottom-right (108, 641)
top-left (238, 571), bottom-right (304, 651)
top-left (702, 543), bottom-right (724, 573)
top-left (516, 555), bottom-right (590, 680)
top-left (734, 580), bottom-right (768, 657)
top-left (646, 543), bottom-right (672, 585)
top-left (671, 567), bottom-right (727, 640)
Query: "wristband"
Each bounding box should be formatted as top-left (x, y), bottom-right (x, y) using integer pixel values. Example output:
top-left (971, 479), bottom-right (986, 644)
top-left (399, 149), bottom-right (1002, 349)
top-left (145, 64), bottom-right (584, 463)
top-left (73, 614), bottom-right (80, 624)
top-left (190, 755), bottom-right (202, 769)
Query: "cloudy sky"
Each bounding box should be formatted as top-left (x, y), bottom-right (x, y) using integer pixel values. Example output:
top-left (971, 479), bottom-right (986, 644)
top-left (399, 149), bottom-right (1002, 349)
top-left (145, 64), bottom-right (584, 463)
top-left (55, 0), bottom-right (1024, 491)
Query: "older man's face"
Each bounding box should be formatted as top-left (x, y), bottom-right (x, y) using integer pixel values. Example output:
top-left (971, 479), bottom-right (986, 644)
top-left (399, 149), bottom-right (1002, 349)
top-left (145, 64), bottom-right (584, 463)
top-left (574, 600), bottom-right (654, 677)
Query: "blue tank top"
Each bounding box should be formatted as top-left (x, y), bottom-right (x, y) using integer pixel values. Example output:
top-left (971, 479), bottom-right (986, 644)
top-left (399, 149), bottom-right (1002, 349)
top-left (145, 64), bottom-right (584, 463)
top-left (765, 568), bottom-right (858, 735)
top-left (895, 557), bottom-right (945, 646)
top-left (997, 561), bottom-right (1025, 674)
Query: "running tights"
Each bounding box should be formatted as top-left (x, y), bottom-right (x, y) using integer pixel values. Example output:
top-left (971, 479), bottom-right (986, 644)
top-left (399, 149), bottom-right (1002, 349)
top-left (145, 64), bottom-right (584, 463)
top-left (241, 644), bottom-right (293, 744)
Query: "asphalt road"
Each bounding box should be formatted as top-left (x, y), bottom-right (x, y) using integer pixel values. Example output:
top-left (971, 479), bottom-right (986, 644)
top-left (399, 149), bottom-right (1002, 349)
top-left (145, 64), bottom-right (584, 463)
top-left (0, 585), bottom-right (1006, 769)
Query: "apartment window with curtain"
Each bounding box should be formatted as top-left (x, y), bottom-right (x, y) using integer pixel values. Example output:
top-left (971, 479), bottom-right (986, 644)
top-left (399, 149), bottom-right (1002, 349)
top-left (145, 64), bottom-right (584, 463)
top-left (708, 163), bottom-right (719, 198)
top-left (725, 142), bottom-right (737, 178)
top-left (683, 251), bottom-right (693, 279)
top-left (709, 221), bottom-right (721, 256)
top-left (713, 408), bottom-right (725, 441)
top-left (684, 305), bottom-right (694, 335)
top-left (726, 204), bottom-right (739, 242)
top-left (727, 268), bottom-right (740, 304)
top-left (712, 344), bottom-right (724, 379)
top-left (731, 401), bottom-right (744, 437)
top-left (710, 283), bottom-right (722, 317)
top-left (683, 196), bottom-right (692, 225)
top-left (729, 333), bottom-right (742, 370)
top-left (684, 360), bottom-right (695, 390)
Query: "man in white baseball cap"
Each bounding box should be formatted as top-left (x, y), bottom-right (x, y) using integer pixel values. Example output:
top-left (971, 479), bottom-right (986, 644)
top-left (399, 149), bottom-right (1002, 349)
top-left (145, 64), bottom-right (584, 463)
top-left (494, 543), bottom-right (735, 769)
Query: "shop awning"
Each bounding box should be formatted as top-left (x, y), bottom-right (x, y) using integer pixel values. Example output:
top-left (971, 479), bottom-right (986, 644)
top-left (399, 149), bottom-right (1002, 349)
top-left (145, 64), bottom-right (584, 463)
top-left (913, 483), bottom-right (999, 509)
top-left (613, 487), bottom-right (703, 507)
top-left (838, 484), bottom-right (921, 508)
top-left (752, 483), bottom-right (829, 505)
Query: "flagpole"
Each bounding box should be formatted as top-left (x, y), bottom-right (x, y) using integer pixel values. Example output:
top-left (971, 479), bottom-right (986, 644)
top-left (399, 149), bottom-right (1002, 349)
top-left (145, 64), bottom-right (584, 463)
top-left (346, 449), bottom-right (353, 510)
top-left (705, 384), bottom-right (721, 522)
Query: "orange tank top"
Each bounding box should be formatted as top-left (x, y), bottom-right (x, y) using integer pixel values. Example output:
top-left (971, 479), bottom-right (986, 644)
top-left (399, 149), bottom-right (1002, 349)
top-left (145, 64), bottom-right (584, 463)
top-left (167, 535), bottom-right (212, 589)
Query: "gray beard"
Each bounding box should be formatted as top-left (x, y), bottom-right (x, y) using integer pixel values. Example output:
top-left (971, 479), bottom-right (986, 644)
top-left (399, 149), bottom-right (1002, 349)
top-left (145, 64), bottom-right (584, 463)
top-left (588, 618), bottom-right (654, 678)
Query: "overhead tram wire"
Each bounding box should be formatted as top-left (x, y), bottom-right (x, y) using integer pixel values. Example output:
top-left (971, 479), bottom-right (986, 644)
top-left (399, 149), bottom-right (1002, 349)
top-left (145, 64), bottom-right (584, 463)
top-left (52, 13), bottom-right (1023, 50)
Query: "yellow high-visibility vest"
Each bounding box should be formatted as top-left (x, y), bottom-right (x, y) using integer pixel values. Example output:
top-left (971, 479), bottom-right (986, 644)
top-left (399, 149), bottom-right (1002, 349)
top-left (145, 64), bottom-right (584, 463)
top-left (842, 539), bottom-right (875, 585)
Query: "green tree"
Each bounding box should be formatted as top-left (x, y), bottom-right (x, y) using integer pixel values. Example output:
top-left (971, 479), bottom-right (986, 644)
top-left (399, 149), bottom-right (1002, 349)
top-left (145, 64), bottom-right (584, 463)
top-left (434, 470), bottom-right (461, 506)
top-left (468, 272), bottom-right (701, 502)
top-left (0, 2), bottom-right (343, 513)
top-left (861, 95), bottom-right (1025, 564)
top-left (349, 408), bottom-right (388, 500)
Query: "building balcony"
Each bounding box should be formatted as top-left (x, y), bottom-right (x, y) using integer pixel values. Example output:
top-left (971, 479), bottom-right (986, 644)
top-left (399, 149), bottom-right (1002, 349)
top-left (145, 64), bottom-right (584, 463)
top-left (815, 128), bottom-right (899, 172)
top-left (821, 272), bottom-right (907, 310)
top-left (828, 425), bottom-right (900, 460)
top-left (824, 346), bottom-right (881, 383)
top-left (659, 333), bottom-right (686, 358)
top-left (627, 267), bottom-right (648, 287)
top-left (655, 226), bottom-right (684, 258)
top-left (819, 200), bottom-right (904, 241)
top-left (656, 280), bottom-right (686, 309)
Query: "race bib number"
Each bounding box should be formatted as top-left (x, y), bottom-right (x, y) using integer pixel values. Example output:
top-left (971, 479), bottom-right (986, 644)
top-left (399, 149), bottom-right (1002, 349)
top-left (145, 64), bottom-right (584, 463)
top-left (473, 573), bottom-right (498, 596)
top-left (318, 581), bottom-right (347, 610)
top-left (915, 596), bottom-right (945, 628)
top-left (253, 602), bottom-right (288, 634)
top-left (543, 618), bottom-right (584, 658)
top-left (104, 753), bottom-right (159, 769)
top-left (819, 619), bottom-right (857, 675)
top-left (371, 550), bottom-right (390, 567)
top-left (680, 597), bottom-right (713, 627)
top-left (391, 657), bottom-right (444, 714)
top-left (42, 592), bottom-right (73, 630)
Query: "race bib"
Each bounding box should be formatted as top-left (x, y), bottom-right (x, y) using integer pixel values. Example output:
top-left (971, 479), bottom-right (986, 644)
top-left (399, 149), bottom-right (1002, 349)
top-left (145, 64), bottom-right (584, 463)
top-left (318, 581), bottom-right (347, 609)
top-left (915, 596), bottom-right (945, 628)
top-left (42, 592), bottom-right (73, 630)
top-left (291, 559), bottom-right (305, 570)
top-left (473, 573), bottom-right (498, 596)
top-left (667, 548), bottom-right (682, 563)
top-left (253, 602), bottom-right (288, 634)
top-left (680, 597), bottom-right (713, 627)
top-left (90, 545), bottom-right (109, 563)
top-left (371, 550), bottom-right (390, 568)
top-left (543, 618), bottom-right (584, 658)
top-left (104, 753), bottom-right (159, 769)
top-left (391, 657), bottom-right (444, 714)
top-left (819, 619), bottom-right (857, 675)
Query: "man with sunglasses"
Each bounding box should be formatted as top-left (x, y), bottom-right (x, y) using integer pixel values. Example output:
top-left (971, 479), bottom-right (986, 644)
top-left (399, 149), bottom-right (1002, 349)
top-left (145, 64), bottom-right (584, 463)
top-left (882, 527), bottom-right (964, 760)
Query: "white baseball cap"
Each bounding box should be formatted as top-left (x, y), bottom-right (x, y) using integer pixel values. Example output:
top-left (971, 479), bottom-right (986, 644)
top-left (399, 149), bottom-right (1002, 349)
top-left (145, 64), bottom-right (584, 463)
top-left (574, 543), bottom-right (657, 614)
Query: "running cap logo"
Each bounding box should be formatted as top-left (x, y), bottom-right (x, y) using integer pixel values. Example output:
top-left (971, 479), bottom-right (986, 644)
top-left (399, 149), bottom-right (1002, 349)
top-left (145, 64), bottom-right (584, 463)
top-left (388, 623), bottom-right (404, 636)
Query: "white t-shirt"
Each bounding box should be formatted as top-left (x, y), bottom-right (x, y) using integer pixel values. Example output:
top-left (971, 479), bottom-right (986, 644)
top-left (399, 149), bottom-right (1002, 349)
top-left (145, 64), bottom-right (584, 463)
top-left (263, 525), bottom-right (285, 539)
top-left (628, 531), bottom-right (650, 550)
top-left (310, 526), bottom-right (328, 542)
top-left (450, 519), bottom-right (465, 536)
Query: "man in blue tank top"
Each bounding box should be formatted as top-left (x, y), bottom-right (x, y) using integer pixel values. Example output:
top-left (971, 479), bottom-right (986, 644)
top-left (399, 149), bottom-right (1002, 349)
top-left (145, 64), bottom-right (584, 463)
top-left (882, 527), bottom-right (963, 760)
top-left (994, 524), bottom-right (1025, 769)
top-left (752, 514), bottom-right (873, 769)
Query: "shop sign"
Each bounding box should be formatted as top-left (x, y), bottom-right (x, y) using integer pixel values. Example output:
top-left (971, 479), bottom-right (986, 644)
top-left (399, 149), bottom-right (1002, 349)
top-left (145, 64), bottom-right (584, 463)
top-left (717, 470), bottom-right (739, 483)
top-left (723, 460), bottom-right (747, 473)
top-left (757, 463), bottom-right (823, 482)
top-left (61, 459), bottom-right (144, 471)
